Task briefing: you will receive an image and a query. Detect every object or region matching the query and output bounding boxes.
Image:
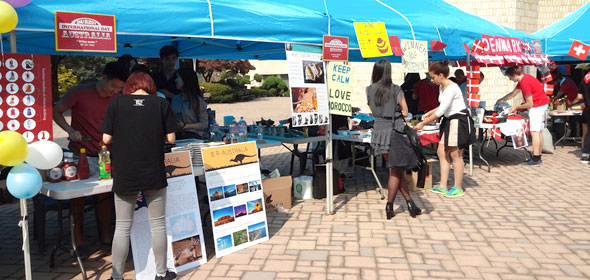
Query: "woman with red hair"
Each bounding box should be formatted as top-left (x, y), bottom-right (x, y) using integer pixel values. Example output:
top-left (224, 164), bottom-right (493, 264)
top-left (101, 71), bottom-right (178, 280)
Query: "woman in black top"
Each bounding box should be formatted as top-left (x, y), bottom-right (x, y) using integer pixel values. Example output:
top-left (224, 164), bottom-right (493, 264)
top-left (367, 59), bottom-right (422, 219)
top-left (101, 71), bottom-right (177, 280)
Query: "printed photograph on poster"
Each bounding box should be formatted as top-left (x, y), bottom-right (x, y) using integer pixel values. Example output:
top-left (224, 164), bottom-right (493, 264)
top-left (248, 221), bottom-right (267, 241)
top-left (292, 87), bottom-right (318, 113)
top-left (213, 206), bottom-right (235, 227)
top-left (233, 229), bottom-right (248, 246)
top-left (248, 180), bottom-right (262, 192)
top-left (216, 234), bottom-right (233, 251)
top-left (234, 204), bottom-right (247, 218)
top-left (209, 186), bottom-right (224, 201)
top-left (169, 213), bottom-right (197, 240)
top-left (247, 199), bottom-right (264, 214)
top-left (512, 128), bottom-right (528, 149)
top-left (223, 184), bottom-right (237, 198)
top-left (236, 183), bottom-right (249, 194)
top-left (172, 235), bottom-right (203, 267)
top-left (302, 61), bottom-right (325, 83)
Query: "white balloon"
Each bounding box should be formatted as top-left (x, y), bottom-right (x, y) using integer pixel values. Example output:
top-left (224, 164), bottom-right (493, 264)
top-left (25, 141), bottom-right (63, 170)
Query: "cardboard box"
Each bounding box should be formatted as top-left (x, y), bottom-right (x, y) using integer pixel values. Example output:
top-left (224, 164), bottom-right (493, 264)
top-left (405, 158), bottom-right (437, 191)
top-left (262, 176), bottom-right (292, 213)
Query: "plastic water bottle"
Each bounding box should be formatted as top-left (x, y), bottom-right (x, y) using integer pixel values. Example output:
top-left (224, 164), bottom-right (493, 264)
top-left (238, 117), bottom-right (247, 142)
top-left (229, 120), bottom-right (239, 143)
top-left (256, 124), bottom-right (264, 141)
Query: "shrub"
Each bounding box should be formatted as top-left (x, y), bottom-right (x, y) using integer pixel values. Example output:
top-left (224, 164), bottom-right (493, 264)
top-left (249, 88), bottom-right (268, 97)
top-left (268, 88), bottom-right (277, 96)
top-left (240, 75), bottom-right (250, 85)
top-left (201, 82), bottom-right (233, 96)
top-left (254, 73), bottom-right (263, 82)
top-left (261, 76), bottom-right (286, 90)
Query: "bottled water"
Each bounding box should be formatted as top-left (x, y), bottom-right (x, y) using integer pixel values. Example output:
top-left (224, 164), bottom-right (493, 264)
top-left (238, 117), bottom-right (247, 142)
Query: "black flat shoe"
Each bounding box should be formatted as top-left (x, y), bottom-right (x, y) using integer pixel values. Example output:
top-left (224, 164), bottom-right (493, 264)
top-left (385, 202), bottom-right (394, 220)
top-left (407, 200), bottom-right (422, 218)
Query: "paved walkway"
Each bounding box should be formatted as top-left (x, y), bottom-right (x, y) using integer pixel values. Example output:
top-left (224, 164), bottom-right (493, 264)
top-left (1, 141), bottom-right (589, 279)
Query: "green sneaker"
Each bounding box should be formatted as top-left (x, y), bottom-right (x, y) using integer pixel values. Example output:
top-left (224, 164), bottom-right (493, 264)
top-left (444, 186), bottom-right (465, 197)
top-left (430, 184), bottom-right (448, 194)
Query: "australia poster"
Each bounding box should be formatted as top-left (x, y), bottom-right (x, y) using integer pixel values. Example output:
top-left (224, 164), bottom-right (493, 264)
top-left (201, 142), bottom-right (269, 258)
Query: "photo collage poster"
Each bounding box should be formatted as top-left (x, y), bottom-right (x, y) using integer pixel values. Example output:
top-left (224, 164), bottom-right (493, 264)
top-left (0, 54), bottom-right (52, 143)
top-left (286, 46), bottom-right (330, 127)
top-left (131, 151), bottom-right (207, 279)
top-left (201, 141), bottom-right (269, 258)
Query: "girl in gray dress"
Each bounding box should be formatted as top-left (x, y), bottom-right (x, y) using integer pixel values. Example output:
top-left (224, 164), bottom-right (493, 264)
top-left (367, 59), bottom-right (422, 219)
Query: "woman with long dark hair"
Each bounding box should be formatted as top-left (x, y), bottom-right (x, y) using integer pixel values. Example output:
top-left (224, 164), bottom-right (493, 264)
top-left (367, 58), bottom-right (422, 219)
top-left (171, 68), bottom-right (209, 139)
top-left (101, 71), bottom-right (177, 280)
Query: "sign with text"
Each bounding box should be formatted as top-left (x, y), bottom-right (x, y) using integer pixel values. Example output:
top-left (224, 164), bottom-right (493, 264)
top-left (201, 142), bottom-right (269, 258)
top-left (401, 40), bottom-right (428, 73)
top-left (55, 11), bottom-right (117, 53)
top-left (0, 54), bottom-right (52, 143)
top-left (322, 35), bottom-right (349, 61)
top-left (532, 40), bottom-right (543, 54)
top-left (327, 62), bottom-right (353, 116)
top-left (353, 22), bottom-right (392, 58)
top-left (131, 151), bottom-right (207, 280)
top-left (481, 35), bottom-right (523, 55)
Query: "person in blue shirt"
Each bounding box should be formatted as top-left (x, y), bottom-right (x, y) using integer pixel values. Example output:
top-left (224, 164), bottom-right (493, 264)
top-left (171, 68), bottom-right (209, 139)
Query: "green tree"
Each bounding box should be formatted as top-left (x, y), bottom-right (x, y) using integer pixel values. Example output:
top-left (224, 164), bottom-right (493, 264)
top-left (261, 76), bottom-right (287, 96)
top-left (57, 65), bottom-right (78, 97)
top-left (198, 59), bottom-right (255, 82)
top-left (59, 55), bottom-right (117, 83)
top-left (253, 73), bottom-right (263, 82)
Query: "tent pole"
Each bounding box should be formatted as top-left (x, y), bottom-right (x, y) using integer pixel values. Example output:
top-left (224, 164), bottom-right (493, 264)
top-left (326, 114), bottom-right (334, 215)
top-left (10, 31), bottom-right (16, 52)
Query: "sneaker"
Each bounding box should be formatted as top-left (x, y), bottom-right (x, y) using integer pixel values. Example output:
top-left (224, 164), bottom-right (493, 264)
top-left (429, 184), bottom-right (448, 194)
top-left (524, 159), bottom-right (542, 166)
top-left (155, 271), bottom-right (177, 280)
top-left (444, 186), bottom-right (465, 198)
top-left (581, 156), bottom-right (590, 164)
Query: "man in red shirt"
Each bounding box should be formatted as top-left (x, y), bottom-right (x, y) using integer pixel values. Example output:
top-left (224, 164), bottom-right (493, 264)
top-left (53, 62), bottom-right (127, 257)
top-left (553, 72), bottom-right (579, 103)
top-left (497, 66), bottom-right (550, 166)
top-left (412, 73), bottom-right (440, 113)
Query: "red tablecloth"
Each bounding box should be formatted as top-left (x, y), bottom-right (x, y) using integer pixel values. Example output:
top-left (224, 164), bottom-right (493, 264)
top-left (419, 132), bottom-right (439, 146)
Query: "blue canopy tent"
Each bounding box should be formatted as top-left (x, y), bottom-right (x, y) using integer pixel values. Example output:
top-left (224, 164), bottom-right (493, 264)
top-left (534, 2), bottom-right (590, 61)
top-left (7, 0), bottom-right (538, 61)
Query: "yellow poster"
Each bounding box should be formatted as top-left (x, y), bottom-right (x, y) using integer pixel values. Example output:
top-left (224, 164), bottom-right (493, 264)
top-left (202, 142), bottom-right (258, 172)
top-left (353, 22), bottom-right (392, 58)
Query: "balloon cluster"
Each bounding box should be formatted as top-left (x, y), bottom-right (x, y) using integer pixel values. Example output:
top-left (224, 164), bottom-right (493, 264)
top-left (1, 131), bottom-right (63, 199)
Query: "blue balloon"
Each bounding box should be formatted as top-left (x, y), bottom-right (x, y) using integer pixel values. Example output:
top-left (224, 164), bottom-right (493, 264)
top-left (7, 163), bottom-right (42, 199)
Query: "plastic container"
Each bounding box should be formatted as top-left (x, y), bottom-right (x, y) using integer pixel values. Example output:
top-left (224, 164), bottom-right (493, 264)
top-left (223, 116), bottom-right (235, 127)
top-left (229, 120), bottom-right (239, 143)
top-left (293, 176), bottom-right (313, 199)
top-left (98, 145), bottom-right (112, 180)
top-left (238, 116), bottom-right (247, 142)
top-left (77, 148), bottom-right (89, 180)
top-left (62, 152), bottom-right (78, 181)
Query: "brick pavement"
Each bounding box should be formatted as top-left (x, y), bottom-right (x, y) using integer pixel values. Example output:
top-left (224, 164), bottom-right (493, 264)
top-left (1, 141), bottom-right (589, 279)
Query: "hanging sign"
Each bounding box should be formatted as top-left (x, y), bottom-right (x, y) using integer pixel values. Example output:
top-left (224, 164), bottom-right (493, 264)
top-left (401, 39), bottom-right (428, 73)
top-left (481, 35), bottom-right (524, 55)
top-left (322, 35), bottom-right (349, 61)
top-left (55, 11), bottom-right (117, 53)
top-left (327, 62), bottom-right (353, 116)
top-left (353, 22), bottom-right (392, 58)
top-left (0, 54), bottom-right (52, 143)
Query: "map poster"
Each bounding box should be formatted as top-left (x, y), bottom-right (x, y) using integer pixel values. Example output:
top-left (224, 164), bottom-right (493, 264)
top-left (353, 22), bottom-right (392, 58)
top-left (201, 141), bottom-right (269, 258)
top-left (286, 48), bottom-right (330, 127)
top-left (0, 54), bottom-right (52, 143)
top-left (401, 39), bottom-right (428, 73)
top-left (327, 62), bottom-right (353, 116)
top-left (131, 151), bottom-right (207, 279)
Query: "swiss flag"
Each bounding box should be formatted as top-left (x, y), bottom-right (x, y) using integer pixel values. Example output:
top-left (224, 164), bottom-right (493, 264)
top-left (542, 71), bottom-right (553, 83)
top-left (544, 83), bottom-right (554, 96)
top-left (471, 38), bottom-right (487, 54)
top-left (467, 93), bottom-right (480, 107)
top-left (430, 40), bottom-right (447, 51)
top-left (491, 126), bottom-right (502, 140)
top-left (568, 40), bottom-right (590, 60)
top-left (388, 36), bottom-right (404, 56)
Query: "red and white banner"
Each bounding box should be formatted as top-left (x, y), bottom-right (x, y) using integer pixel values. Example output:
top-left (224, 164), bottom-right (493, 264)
top-left (55, 11), bottom-right (117, 53)
top-left (544, 83), bottom-right (554, 96)
top-left (481, 35), bottom-right (524, 55)
top-left (0, 54), bottom-right (53, 143)
top-left (467, 93), bottom-right (480, 107)
top-left (542, 72), bottom-right (553, 83)
top-left (322, 35), bottom-right (349, 61)
top-left (568, 40), bottom-right (590, 60)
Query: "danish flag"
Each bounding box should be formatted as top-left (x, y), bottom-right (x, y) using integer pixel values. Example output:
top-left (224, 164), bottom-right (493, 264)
top-left (584, 71), bottom-right (590, 84)
top-left (523, 40), bottom-right (532, 53)
top-left (544, 83), bottom-right (554, 95)
top-left (522, 119), bottom-right (530, 136)
top-left (467, 70), bottom-right (480, 79)
top-left (491, 126), bottom-right (502, 140)
top-left (467, 78), bottom-right (480, 93)
top-left (467, 93), bottom-right (480, 107)
top-left (471, 38), bottom-right (487, 54)
top-left (542, 71), bottom-right (553, 83)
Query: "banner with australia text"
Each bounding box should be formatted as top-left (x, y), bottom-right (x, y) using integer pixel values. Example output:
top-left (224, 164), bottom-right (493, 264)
top-left (131, 151), bottom-right (207, 280)
top-left (201, 141), bottom-right (269, 258)
top-left (55, 11), bottom-right (117, 52)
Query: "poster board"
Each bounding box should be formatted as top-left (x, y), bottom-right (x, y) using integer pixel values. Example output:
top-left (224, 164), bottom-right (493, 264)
top-left (286, 47), bottom-right (330, 127)
top-left (131, 151), bottom-right (207, 279)
top-left (327, 62), bottom-right (353, 116)
top-left (54, 11), bottom-right (117, 53)
top-left (201, 142), bottom-right (269, 258)
top-left (353, 22), bottom-right (392, 58)
top-left (401, 39), bottom-right (428, 73)
top-left (0, 54), bottom-right (52, 143)
top-left (322, 35), bottom-right (349, 61)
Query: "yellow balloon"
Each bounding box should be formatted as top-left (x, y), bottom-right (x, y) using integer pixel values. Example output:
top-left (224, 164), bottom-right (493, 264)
top-left (0, 131), bottom-right (28, 166)
top-left (0, 1), bottom-right (18, 34)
